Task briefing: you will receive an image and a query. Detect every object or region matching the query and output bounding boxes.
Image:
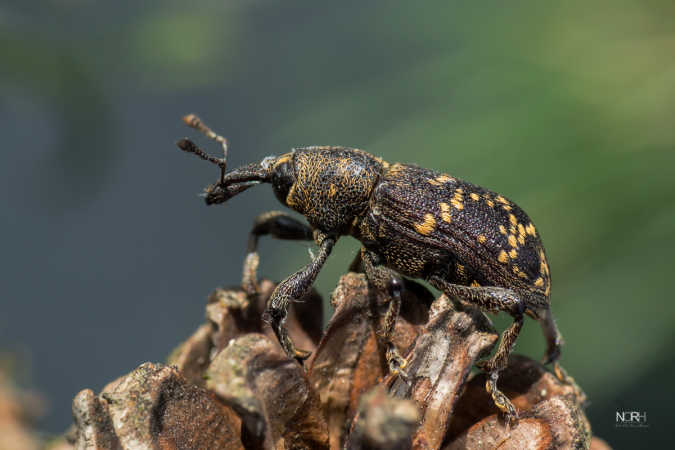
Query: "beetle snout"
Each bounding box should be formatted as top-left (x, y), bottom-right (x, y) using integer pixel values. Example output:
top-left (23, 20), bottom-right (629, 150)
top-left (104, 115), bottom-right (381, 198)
top-left (203, 184), bottom-right (226, 205)
top-left (203, 181), bottom-right (261, 205)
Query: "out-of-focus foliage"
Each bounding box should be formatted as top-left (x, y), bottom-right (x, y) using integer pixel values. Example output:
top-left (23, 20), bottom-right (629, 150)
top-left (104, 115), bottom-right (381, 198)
top-left (1, 1), bottom-right (673, 447)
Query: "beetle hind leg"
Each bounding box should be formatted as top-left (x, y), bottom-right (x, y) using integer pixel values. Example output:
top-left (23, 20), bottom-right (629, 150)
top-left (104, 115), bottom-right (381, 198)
top-left (538, 308), bottom-right (587, 403)
top-left (381, 278), bottom-right (409, 379)
top-left (429, 277), bottom-right (526, 422)
top-left (478, 313), bottom-right (523, 424)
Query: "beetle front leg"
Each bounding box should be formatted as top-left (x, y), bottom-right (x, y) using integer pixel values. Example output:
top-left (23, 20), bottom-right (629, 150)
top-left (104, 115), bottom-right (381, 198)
top-left (360, 249), bottom-right (408, 379)
top-left (263, 236), bottom-right (335, 364)
top-left (242, 211), bottom-right (313, 296)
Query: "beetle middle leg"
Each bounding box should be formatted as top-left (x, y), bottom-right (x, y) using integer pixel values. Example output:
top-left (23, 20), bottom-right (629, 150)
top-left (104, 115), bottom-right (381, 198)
top-left (360, 248), bottom-right (409, 379)
top-left (429, 276), bottom-right (526, 422)
top-left (263, 235), bottom-right (335, 364)
top-left (241, 211), bottom-right (313, 296)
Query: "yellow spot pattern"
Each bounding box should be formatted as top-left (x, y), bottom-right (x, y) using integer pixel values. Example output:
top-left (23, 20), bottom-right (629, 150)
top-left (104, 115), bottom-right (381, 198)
top-left (518, 223), bottom-right (525, 236)
top-left (498, 250), bottom-right (509, 263)
top-left (509, 214), bottom-right (518, 226)
top-left (328, 184), bottom-right (337, 197)
top-left (526, 223), bottom-right (536, 236)
top-left (428, 174), bottom-right (455, 185)
top-left (451, 189), bottom-right (464, 210)
top-left (470, 193), bottom-right (480, 201)
top-left (508, 234), bottom-right (517, 248)
top-left (509, 249), bottom-right (518, 259)
top-left (471, 280), bottom-right (481, 287)
top-left (440, 202), bottom-right (452, 223)
top-left (496, 195), bottom-right (509, 205)
top-left (477, 234), bottom-right (487, 244)
top-left (414, 213), bottom-right (436, 236)
top-left (499, 225), bottom-right (507, 235)
top-left (534, 277), bottom-right (544, 287)
top-left (456, 264), bottom-right (466, 279)
top-left (388, 164), bottom-right (406, 176)
top-left (538, 249), bottom-right (551, 295)
top-left (539, 250), bottom-right (550, 275)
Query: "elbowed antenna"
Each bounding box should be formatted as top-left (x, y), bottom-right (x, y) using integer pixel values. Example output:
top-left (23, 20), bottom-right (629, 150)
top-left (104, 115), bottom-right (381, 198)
top-left (177, 114), bottom-right (228, 185)
top-left (177, 114), bottom-right (273, 205)
top-left (183, 114), bottom-right (229, 163)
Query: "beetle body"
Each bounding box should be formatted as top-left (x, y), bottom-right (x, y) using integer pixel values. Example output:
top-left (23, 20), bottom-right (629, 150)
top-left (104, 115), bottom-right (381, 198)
top-left (266, 146), bottom-right (550, 315)
top-left (179, 119), bottom-right (571, 421)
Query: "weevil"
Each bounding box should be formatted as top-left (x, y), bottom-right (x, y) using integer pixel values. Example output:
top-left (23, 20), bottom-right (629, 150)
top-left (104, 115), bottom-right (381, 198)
top-left (177, 114), bottom-right (576, 421)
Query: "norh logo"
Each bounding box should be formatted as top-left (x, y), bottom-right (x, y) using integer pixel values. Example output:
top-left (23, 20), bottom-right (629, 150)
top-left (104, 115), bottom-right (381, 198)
top-left (616, 411), bottom-right (648, 428)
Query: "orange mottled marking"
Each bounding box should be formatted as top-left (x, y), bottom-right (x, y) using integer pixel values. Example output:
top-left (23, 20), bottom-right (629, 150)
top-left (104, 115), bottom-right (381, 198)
top-left (414, 213), bottom-right (436, 235)
top-left (428, 174), bottom-right (454, 185)
top-left (526, 223), bottom-right (537, 236)
top-left (457, 264), bottom-right (466, 277)
top-left (498, 250), bottom-right (509, 263)
top-left (440, 202), bottom-right (452, 223)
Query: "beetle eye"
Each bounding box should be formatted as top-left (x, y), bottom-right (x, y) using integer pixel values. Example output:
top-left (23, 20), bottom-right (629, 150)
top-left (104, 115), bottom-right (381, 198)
top-left (271, 160), bottom-right (295, 205)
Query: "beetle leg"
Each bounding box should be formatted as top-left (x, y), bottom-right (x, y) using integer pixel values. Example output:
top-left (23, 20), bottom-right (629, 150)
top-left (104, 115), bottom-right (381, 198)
top-left (381, 279), bottom-right (408, 379)
top-left (263, 236), bottom-right (335, 364)
top-left (361, 249), bottom-right (408, 379)
top-left (242, 211), bottom-right (313, 296)
top-left (429, 277), bottom-right (525, 422)
top-left (537, 308), bottom-right (587, 403)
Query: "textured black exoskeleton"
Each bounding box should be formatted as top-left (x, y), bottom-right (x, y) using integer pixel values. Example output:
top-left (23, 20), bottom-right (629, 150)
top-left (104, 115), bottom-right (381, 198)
top-left (177, 114), bottom-right (573, 421)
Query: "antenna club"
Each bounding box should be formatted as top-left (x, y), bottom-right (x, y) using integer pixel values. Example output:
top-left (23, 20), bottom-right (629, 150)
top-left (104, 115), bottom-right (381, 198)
top-left (182, 114), bottom-right (202, 129)
top-left (176, 138), bottom-right (197, 153)
top-left (175, 138), bottom-right (225, 170)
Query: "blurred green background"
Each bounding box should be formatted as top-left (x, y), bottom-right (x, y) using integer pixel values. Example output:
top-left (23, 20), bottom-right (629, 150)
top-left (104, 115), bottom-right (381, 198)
top-left (1, 1), bottom-right (673, 447)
